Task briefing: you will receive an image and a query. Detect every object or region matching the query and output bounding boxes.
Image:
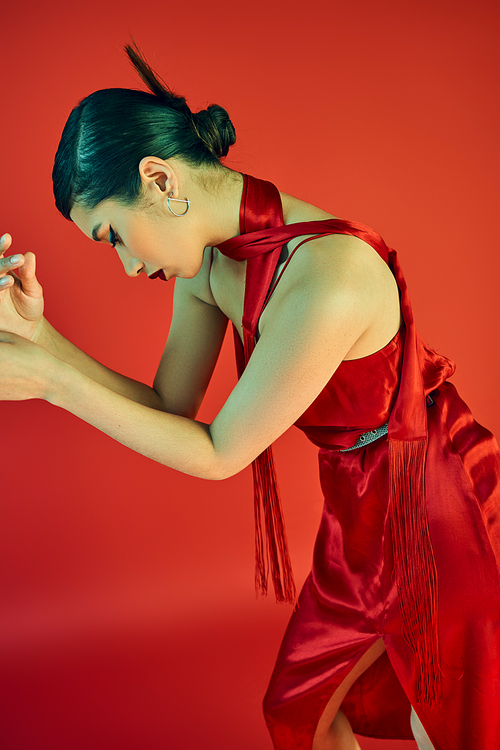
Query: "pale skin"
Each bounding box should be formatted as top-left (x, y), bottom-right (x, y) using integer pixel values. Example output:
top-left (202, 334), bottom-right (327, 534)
top-left (0, 157), bottom-right (405, 748)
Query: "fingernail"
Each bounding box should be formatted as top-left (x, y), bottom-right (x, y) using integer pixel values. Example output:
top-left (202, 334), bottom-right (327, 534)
top-left (0, 235), bottom-right (7, 245)
top-left (10, 255), bottom-right (21, 264)
top-left (0, 277), bottom-right (10, 285)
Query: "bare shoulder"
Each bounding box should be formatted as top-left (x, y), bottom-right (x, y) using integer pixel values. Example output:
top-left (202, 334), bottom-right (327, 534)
top-left (280, 191), bottom-right (340, 223)
top-left (279, 191), bottom-right (394, 288)
top-left (295, 232), bottom-right (392, 287)
top-left (275, 189), bottom-right (395, 299)
top-left (265, 232), bottom-right (395, 314)
top-left (260, 208), bottom-right (401, 359)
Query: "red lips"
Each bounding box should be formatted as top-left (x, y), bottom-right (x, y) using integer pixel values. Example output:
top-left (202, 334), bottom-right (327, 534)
top-left (148, 269), bottom-right (167, 281)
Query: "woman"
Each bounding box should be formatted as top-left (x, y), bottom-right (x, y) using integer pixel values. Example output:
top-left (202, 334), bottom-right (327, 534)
top-left (0, 45), bottom-right (499, 750)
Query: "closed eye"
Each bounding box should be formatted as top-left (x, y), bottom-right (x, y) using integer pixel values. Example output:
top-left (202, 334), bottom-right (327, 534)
top-left (109, 226), bottom-right (121, 247)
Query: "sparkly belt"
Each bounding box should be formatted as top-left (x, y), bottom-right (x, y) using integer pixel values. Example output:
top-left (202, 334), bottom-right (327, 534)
top-left (339, 394), bottom-right (435, 453)
top-left (339, 423), bottom-right (389, 452)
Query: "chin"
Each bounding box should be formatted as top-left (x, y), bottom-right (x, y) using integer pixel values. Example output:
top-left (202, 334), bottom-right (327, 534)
top-left (182, 261), bottom-right (205, 279)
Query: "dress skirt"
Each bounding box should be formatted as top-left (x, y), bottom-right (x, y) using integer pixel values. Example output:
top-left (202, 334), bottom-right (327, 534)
top-left (264, 382), bottom-right (500, 749)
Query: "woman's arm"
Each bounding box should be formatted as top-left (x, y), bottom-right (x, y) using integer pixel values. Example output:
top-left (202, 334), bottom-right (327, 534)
top-left (37, 291), bottom-right (229, 415)
top-left (0, 236), bottom-right (165, 409)
top-left (0, 237), bottom-right (228, 414)
top-left (35, 318), bottom-right (168, 410)
top-left (1, 235), bottom-right (392, 480)
top-left (37, 237), bottom-right (381, 480)
top-left (152, 276), bottom-right (229, 418)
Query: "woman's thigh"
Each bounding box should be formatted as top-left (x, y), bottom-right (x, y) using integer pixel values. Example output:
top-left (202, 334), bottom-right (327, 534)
top-left (312, 637), bottom-right (386, 746)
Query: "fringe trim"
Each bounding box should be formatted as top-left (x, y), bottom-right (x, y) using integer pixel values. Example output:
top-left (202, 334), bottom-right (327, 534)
top-left (244, 328), bottom-right (297, 605)
top-left (389, 438), bottom-right (442, 707)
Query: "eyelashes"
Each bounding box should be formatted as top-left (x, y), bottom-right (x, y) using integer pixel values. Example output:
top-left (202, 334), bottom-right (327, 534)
top-left (109, 226), bottom-right (120, 247)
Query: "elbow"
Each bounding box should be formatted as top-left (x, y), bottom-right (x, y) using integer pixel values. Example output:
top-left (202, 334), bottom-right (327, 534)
top-left (153, 386), bottom-right (201, 420)
top-left (203, 441), bottom-right (248, 482)
top-left (204, 458), bottom-right (242, 482)
top-left (202, 425), bottom-right (253, 481)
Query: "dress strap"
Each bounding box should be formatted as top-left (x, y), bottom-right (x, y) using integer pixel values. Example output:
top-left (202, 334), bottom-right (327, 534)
top-left (218, 218), bottom-right (390, 339)
top-left (261, 233), bottom-right (330, 316)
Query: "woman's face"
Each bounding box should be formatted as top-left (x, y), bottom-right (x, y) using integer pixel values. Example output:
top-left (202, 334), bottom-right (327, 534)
top-left (71, 198), bottom-right (205, 282)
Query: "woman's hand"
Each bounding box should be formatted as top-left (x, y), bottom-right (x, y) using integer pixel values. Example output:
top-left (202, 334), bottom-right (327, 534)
top-left (0, 233), bottom-right (44, 342)
top-left (0, 331), bottom-right (55, 401)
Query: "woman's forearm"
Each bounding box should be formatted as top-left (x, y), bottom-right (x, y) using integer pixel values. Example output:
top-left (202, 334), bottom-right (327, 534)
top-left (46, 359), bottom-right (223, 480)
top-left (35, 318), bottom-right (166, 411)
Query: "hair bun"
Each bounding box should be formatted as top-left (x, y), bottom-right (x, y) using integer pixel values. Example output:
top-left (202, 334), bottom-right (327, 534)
top-left (193, 105), bottom-right (236, 159)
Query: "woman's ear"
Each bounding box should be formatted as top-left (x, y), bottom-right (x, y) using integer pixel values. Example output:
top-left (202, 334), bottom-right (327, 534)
top-left (138, 157), bottom-right (178, 198)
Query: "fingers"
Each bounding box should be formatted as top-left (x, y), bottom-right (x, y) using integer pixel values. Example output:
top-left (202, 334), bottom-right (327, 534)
top-left (0, 254), bottom-right (24, 272)
top-left (0, 236), bottom-right (42, 296)
top-left (0, 252), bottom-right (24, 289)
top-left (0, 233), bottom-right (14, 284)
top-left (0, 234), bottom-right (12, 255)
top-left (0, 236), bottom-right (29, 290)
top-left (17, 252), bottom-right (42, 296)
top-left (0, 234), bottom-right (21, 271)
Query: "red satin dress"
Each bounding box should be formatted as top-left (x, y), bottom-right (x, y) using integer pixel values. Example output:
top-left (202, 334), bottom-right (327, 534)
top-left (216, 175), bottom-right (500, 750)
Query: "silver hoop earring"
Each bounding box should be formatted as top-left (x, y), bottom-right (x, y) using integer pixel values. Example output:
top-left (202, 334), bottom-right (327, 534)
top-left (167, 193), bottom-right (190, 217)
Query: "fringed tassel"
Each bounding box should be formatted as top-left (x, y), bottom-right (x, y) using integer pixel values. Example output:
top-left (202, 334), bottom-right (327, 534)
top-left (251, 448), bottom-right (297, 603)
top-left (389, 438), bottom-right (442, 707)
top-left (243, 328), bottom-right (297, 605)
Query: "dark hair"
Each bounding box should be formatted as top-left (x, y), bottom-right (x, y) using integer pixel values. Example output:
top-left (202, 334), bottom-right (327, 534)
top-left (52, 44), bottom-right (236, 219)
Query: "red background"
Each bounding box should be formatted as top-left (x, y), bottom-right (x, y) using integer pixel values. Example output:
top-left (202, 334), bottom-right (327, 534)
top-left (1, 1), bottom-right (499, 748)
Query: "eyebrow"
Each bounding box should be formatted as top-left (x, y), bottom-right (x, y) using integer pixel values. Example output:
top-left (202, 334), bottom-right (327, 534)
top-left (92, 223), bottom-right (103, 242)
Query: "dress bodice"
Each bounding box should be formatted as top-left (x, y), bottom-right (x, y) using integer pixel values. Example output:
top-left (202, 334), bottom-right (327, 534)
top-left (295, 326), bottom-right (455, 450)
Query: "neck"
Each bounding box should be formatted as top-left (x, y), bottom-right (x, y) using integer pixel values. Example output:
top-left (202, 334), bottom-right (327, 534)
top-left (199, 168), bottom-right (244, 246)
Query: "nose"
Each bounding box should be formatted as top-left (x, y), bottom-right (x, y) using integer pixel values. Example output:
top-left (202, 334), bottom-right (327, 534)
top-left (116, 248), bottom-right (144, 277)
